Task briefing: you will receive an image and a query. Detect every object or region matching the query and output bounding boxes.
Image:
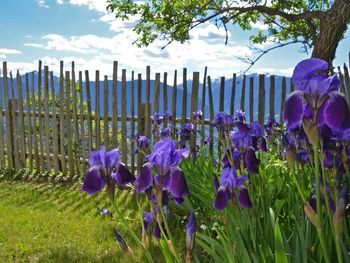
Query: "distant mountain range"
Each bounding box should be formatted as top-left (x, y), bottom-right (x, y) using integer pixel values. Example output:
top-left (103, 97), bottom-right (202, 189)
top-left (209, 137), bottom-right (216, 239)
top-left (0, 72), bottom-right (292, 119)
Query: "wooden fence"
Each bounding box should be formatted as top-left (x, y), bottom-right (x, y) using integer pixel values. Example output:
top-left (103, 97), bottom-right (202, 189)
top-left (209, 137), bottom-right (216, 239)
top-left (0, 59), bottom-right (350, 177)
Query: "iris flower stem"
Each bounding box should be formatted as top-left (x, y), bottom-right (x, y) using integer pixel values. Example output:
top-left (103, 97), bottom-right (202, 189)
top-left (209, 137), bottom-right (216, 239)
top-left (158, 197), bottom-right (182, 263)
top-left (320, 153), bottom-right (343, 263)
top-left (112, 201), bottom-right (154, 263)
top-left (313, 145), bottom-right (331, 263)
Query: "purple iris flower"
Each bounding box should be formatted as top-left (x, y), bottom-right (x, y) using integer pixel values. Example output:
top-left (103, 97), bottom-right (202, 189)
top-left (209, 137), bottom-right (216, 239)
top-left (152, 112), bottom-right (162, 125)
top-left (82, 147), bottom-right (135, 195)
top-left (135, 138), bottom-right (190, 203)
top-left (161, 126), bottom-right (172, 138)
top-left (212, 112), bottom-right (234, 132)
top-left (193, 110), bottom-right (203, 120)
top-left (181, 123), bottom-right (195, 141)
top-left (163, 111), bottom-right (173, 122)
top-left (186, 212), bottom-right (196, 252)
top-left (234, 110), bottom-right (246, 122)
top-left (213, 167), bottom-right (251, 210)
top-left (284, 58), bottom-right (350, 133)
top-left (136, 134), bottom-right (149, 149)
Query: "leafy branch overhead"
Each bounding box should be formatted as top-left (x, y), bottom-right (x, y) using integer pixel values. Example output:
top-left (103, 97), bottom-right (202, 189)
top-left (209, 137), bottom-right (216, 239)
top-left (106, 0), bottom-right (350, 64)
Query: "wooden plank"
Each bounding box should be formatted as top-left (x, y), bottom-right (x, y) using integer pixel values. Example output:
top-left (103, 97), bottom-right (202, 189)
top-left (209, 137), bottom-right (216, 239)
top-left (181, 68), bottom-right (187, 123)
top-left (38, 61), bottom-right (44, 171)
top-left (59, 61), bottom-right (67, 174)
top-left (85, 70), bottom-right (93, 155)
top-left (0, 69), bottom-right (4, 169)
top-left (121, 69), bottom-right (128, 164)
top-left (31, 71), bottom-right (39, 172)
top-left (280, 77), bottom-right (287, 124)
top-left (25, 73), bottom-right (33, 172)
top-left (249, 76), bottom-right (254, 122)
top-left (290, 78), bottom-right (294, 93)
top-left (10, 71), bottom-right (19, 170)
top-left (240, 75), bottom-right (246, 112)
top-left (269, 75), bottom-right (275, 118)
top-left (3, 62), bottom-right (13, 170)
top-left (230, 73), bottom-right (236, 115)
top-left (130, 71), bottom-right (135, 174)
top-left (200, 66), bottom-right (207, 146)
top-left (43, 66), bottom-right (51, 170)
top-left (172, 70), bottom-right (177, 129)
top-left (137, 102), bottom-right (145, 173)
top-left (95, 70), bottom-right (101, 149)
top-left (163, 72), bottom-right (168, 113)
top-left (103, 75), bottom-right (109, 150)
top-left (137, 73), bottom-right (142, 135)
top-left (218, 76), bottom-right (225, 157)
top-left (207, 76), bottom-right (214, 157)
top-left (112, 61), bottom-right (118, 147)
top-left (50, 71), bottom-right (60, 173)
top-left (78, 71), bottom-right (86, 172)
top-left (343, 63), bottom-right (350, 104)
top-left (258, 74), bottom-right (265, 125)
top-left (65, 71), bottom-right (75, 176)
top-left (145, 66), bottom-right (151, 139)
top-left (71, 62), bottom-right (80, 173)
top-left (219, 77), bottom-right (225, 112)
top-left (17, 71), bottom-right (26, 168)
top-left (190, 72), bottom-right (200, 152)
top-left (153, 73), bottom-right (161, 113)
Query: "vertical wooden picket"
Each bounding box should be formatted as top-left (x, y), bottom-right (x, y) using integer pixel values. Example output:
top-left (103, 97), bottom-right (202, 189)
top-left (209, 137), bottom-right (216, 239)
top-left (269, 75), bottom-right (275, 118)
top-left (230, 74), bottom-right (236, 115)
top-left (240, 75), bottom-right (246, 112)
top-left (112, 61), bottom-right (118, 147)
top-left (249, 77), bottom-right (254, 122)
top-left (280, 77), bottom-right (287, 124)
top-left (200, 66), bottom-right (207, 145)
top-left (3, 62), bottom-right (14, 170)
top-left (103, 75), bottom-right (109, 150)
top-left (65, 71), bottom-right (74, 176)
top-left (50, 71), bottom-right (60, 173)
top-left (190, 72), bottom-right (200, 152)
top-left (121, 69), bottom-right (128, 164)
top-left (25, 73), bottom-right (33, 172)
top-left (207, 76), bottom-right (214, 157)
top-left (43, 66), bottom-right (51, 170)
top-left (258, 74), bottom-right (265, 125)
top-left (130, 71), bottom-right (135, 174)
top-left (95, 70), bottom-right (101, 150)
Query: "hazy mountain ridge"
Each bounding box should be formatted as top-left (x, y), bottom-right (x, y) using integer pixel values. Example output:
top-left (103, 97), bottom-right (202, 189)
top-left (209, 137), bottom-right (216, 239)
top-left (0, 72), bottom-right (292, 119)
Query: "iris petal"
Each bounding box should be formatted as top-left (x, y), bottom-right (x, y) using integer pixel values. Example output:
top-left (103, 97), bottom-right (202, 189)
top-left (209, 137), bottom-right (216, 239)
top-left (238, 188), bottom-right (253, 208)
top-left (112, 164), bottom-right (136, 186)
top-left (213, 187), bottom-right (229, 210)
top-left (106, 148), bottom-right (120, 168)
top-left (169, 168), bottom-right (189, 198)
top-left (135, 163), bottom-right (153, 193)
top-left (82, 166), bottom-right (106, 194)
top-left (283, 91), bottom-right (306, 131)
top-left (324, 91), bottom-right (350, 132)
top-left (245, 147), bottom-right (260, 174)
top-left (89, 147), bottom-right (106, 167)
top-left (186, 212), bottom-right (196, 251)
top-left (292, 58), bottom-right (328, 87)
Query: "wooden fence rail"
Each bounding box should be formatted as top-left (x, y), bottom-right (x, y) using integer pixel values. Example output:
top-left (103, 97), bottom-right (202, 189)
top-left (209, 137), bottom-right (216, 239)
top-left (1, 58), bottom-right (350, 177)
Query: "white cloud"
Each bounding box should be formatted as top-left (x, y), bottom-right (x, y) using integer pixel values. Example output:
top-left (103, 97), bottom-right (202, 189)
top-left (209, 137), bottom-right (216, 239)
top-left (0, 48), bottom-right (22, 54)
top-left (24, 43), bottom-right (44, 48)
top-left (67, 0), bottom-right (107, 12)
top-left (36, 0), bottom-right (49, 8)
top-left (0, 54), bottom-right (6, 59)
top-left (57, 0), bottom-right (64, 4)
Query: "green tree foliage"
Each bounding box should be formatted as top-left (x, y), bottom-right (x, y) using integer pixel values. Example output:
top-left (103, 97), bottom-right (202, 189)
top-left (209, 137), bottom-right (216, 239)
top-left (106, 0), bottom-right (350, 64)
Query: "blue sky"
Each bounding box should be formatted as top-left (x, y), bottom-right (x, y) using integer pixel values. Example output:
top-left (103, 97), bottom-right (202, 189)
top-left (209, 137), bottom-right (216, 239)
top-left (1, 0), bottom-right (349, 78)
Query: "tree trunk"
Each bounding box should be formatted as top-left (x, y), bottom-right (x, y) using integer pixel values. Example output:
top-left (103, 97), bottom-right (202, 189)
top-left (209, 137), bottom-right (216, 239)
top-left (312, 0), bottom-right (350, 66)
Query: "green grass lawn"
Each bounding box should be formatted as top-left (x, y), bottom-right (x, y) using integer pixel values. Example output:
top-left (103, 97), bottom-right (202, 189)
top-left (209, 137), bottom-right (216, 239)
top-left (0, 179), bottom-right (142, 263)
